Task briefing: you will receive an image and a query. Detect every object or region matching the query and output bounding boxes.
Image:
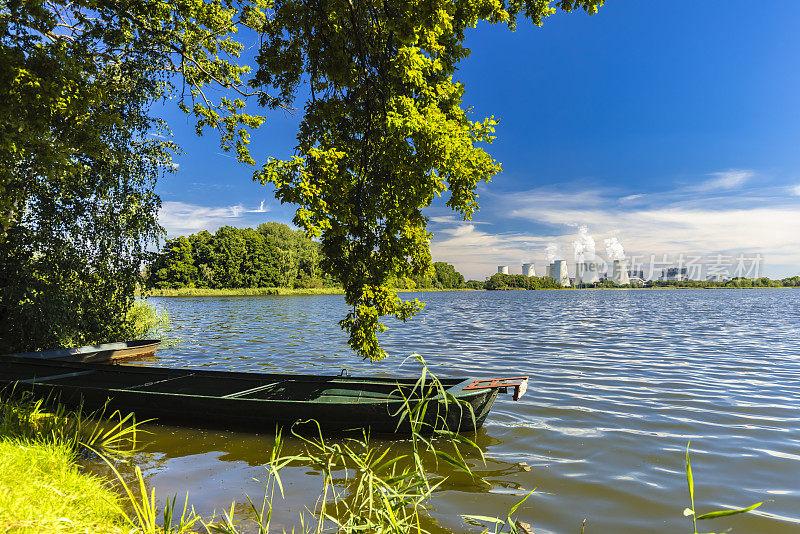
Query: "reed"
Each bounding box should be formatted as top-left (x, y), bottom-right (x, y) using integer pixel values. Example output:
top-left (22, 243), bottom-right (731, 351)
top-left (683, 443), bottom-right (763, 533)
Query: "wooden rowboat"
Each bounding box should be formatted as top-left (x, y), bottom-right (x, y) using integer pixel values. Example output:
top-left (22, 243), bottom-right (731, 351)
top-left (0, 356), bottom-right (528, 434)
top-left (2, 340), bottom-right (160, 363)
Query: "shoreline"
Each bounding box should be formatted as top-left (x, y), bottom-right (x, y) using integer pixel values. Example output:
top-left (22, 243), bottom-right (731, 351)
top-left (140, 287), bottom-right (479, 297)
top-left (140, 285), bottom-right (798, 297)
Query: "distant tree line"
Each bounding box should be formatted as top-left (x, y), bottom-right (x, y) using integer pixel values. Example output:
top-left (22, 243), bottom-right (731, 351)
top-left (480, 274), bottom-right (800, 291)
top-left (146, 224), bottom-right (470, 290)
top-left (147, 223), bottom-right (331, 289)
top-left (148, 232), bottom-right (800, 292)
top-left (646, 276), bottom-right (800, 289)
top-left (393, 262), bottom-right (466, 290)
top-left (482, 273), bottom-right (565, 290)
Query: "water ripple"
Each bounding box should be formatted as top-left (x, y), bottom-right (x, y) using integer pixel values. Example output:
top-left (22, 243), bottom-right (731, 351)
top-left (144, 289), bottom-right (800, 533)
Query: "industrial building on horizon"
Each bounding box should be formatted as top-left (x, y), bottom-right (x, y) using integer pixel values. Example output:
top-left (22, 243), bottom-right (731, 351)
top-left (497, 258), bottom-right (633, 285)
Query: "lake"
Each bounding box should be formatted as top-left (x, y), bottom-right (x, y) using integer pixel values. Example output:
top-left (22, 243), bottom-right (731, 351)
top-left (106, 289), bottom-right (800, 533)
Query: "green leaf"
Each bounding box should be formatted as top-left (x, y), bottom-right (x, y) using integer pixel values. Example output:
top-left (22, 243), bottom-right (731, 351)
top-left (508, 489), bottom-right (537, 516)
top-left (462, 515), bottom-right (506, 525)
top-left (696, 502), bottom-right (763, 520)
top-left (433, 450), bottom-right (471, 473)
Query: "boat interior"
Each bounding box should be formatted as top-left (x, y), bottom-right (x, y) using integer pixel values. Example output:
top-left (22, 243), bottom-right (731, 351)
top-left (0, 359), bottom-right (466, 403)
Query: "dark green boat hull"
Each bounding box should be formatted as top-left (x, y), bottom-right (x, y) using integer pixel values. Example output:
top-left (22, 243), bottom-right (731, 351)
top-left (0, 357), bottom-right (499, 434)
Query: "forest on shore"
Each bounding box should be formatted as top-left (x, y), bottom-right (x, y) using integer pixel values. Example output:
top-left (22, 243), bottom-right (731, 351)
top-left (146, 223), bottom-right (469, 290)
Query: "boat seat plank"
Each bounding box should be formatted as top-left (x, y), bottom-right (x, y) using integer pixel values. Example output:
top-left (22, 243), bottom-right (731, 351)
top-left (17, 370), bottom-right (95, 384)
top-left (222, 381), bottom-right (283, 399)
top-left (123, 373), bottom-right (196, 391)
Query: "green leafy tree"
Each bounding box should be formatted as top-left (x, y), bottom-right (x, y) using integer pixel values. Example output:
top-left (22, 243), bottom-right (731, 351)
top-left (433, 262), bottom-right (465, 289)
top-left (0, 0), bottom-right (276, 352)
top-left (212, 226), bottom-right (247, 287)
top-left (484, 273), bottom-right (563, 290)
top-left (253, 0), bottom-right (603, 360)
top-left (149, 237), bottom-right (198, 289)
top-left (146, 223), bottom-right (329, 289)
top-left (189, 231), bottom-right (216, 288)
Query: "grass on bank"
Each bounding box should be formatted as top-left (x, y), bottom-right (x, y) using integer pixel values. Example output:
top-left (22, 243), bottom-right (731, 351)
top-left (0, 439), bottom-right (126, 533)
top-left (0, 392), bottom-right (144, 534)
top-left (142, 287), bottom-right (345, 297)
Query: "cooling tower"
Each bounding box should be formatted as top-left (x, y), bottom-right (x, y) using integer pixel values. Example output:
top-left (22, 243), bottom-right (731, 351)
top-left (552, 260), bottom-right (570, 286)
top-left (611, 260), bottom-right (630, 285)
top-left (580, 261), bottom-right (600, 284)
top-left (497, 265), bottom-right (509, 275)
top-left (522, 263), bottom-right (536, 277)
top-left (545, 264), bottom-right (552, 278)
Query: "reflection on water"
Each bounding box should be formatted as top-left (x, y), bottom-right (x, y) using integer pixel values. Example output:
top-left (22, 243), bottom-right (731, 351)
top-left (97, 290), bottom-right (800, 533)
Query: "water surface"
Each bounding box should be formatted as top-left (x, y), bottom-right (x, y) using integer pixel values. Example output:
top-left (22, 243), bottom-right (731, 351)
top-left (109, 290), bottom-right (800, 533)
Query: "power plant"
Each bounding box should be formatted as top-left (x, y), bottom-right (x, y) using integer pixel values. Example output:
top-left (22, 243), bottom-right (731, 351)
top-left (493, 229), bottom-right (632, 286)
top-left (611, 259), bottom-right (630, 285)
top-left (492, 259), bottom-right (634, 286)
top-left (575, 261), bottom-right (600, 285)
top-left (522, 263), bottom-right (536, 277)
top-left (550, 260), bottom-right (571, 286)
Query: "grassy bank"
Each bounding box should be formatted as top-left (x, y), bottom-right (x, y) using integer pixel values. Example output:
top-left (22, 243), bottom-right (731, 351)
top-left (0, 439), bottom-right (126, 533)
top-left (0, 393), bottom-right (142, 533)
top-left (142, 286), bottom-right (345, 297)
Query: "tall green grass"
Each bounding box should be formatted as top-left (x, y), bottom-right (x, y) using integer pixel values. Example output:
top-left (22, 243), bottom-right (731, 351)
top-left (127, 299), bottom-right (184, 348)
top-left (0, 390), bottom-right (146, 533)
top-left (0, 439), bottom-right (127, 533)
top-left (0, 389), bottom-right (142, 456)
top-left (127, 299), bottom-right (171, 339)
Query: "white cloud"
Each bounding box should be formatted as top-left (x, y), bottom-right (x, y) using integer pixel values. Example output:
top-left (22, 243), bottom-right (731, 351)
top-left (428, 172), bottom-right (800, 279)
top-left (159, 200), bottom-right (269, 237)
top-left (689, 169), bottom-right (753, 191)
top-left (792, 184), bottom-right (800, 196)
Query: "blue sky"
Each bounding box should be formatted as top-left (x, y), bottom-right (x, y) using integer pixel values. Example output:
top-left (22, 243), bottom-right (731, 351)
top-left (155, 0), bottom-right (800, 280)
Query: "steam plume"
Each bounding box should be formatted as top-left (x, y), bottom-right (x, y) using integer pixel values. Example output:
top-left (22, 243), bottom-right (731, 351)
top-left (545, 243), bottom-right (560, 264)
top-left (573, 225), bottom-right (596, 262)
top-left (604, 236), bottom-right (626, 261)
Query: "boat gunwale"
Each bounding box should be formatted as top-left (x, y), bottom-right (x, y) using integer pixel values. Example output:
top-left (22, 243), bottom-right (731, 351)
top-left (2, 340), bottom-right (161, 360)
top-left (0, 357), bottom-right (493, 405)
